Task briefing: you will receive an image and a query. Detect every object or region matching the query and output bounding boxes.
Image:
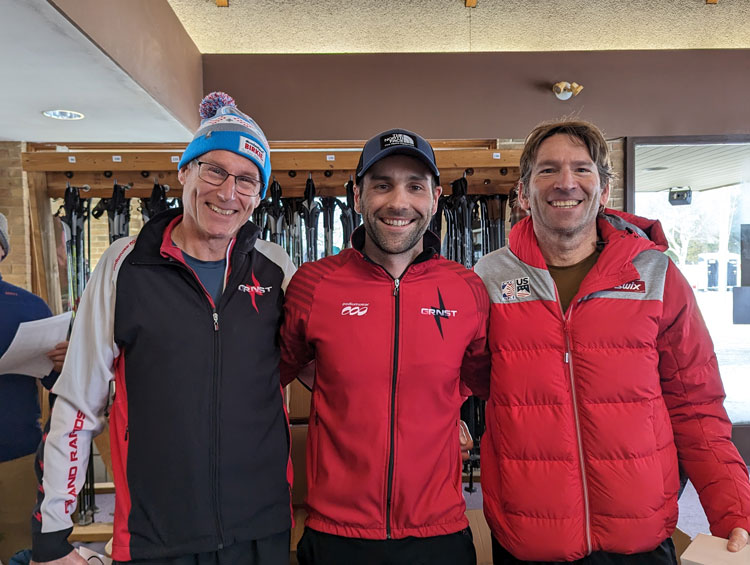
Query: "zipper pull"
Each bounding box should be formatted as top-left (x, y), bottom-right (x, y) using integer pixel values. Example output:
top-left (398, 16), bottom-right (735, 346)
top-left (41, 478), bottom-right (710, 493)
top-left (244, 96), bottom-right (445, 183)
top-left (393, 278), bottom-right (400, 297)
top-left (565, 352), bottom-right (569, 364)
top-left (213, 312), bottom-right (219, 331)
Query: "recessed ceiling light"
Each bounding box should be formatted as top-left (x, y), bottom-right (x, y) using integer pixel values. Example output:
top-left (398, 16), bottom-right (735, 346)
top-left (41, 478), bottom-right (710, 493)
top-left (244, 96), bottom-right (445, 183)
top-left (42, 109), bottom-right (85, 120)
top-left (641, 166), bottom-right (668, 172)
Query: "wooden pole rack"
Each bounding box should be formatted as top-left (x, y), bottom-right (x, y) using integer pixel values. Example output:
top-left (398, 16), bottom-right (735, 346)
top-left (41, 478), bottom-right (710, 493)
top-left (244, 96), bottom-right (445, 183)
top-left (23, 141), bottom-right (521, 199)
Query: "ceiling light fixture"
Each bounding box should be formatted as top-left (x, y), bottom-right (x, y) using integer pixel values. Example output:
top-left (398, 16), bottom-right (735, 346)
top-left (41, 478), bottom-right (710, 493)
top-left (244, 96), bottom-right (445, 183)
top-left (552, 81), bottom-right (583, 101)
top-left (42, 109), bottom-right (85, 120)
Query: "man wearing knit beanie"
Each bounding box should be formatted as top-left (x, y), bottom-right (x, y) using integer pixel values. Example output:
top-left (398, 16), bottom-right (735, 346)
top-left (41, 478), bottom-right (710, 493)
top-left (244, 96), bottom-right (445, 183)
top-left (0, 212), bottom-right (10, 261)
top-left (32, 94), bottom-right (295, 565)
top-left (0, 212), bottom-right (68, 564)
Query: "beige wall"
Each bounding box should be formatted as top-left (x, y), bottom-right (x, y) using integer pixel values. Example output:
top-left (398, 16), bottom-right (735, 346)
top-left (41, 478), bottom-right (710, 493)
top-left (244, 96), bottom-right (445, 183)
top-left (0, 142), bottom-right (30, 289)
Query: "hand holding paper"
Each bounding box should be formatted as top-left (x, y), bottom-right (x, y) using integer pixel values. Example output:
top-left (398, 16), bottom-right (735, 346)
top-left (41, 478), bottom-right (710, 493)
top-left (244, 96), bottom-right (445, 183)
top-left (0, 311), bottom-right (72, 378)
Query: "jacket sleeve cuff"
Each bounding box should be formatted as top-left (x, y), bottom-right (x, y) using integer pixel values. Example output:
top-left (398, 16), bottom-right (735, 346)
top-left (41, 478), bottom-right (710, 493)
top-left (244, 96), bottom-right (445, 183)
top-left (32, 527), bottom-right (74, 562)
top-left (41, 370), bottom-right (60, 391)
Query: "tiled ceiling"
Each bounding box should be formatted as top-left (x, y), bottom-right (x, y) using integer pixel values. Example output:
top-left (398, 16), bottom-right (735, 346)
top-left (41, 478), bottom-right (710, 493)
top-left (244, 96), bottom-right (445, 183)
top-left (167, 0), bottom-right (750, 54)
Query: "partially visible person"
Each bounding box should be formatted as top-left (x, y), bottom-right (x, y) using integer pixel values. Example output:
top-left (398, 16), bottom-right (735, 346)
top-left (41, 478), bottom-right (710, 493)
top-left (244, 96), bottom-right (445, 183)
top-left (473, 119), bottom-right (750, 564)
top-left (30, 93), bottom-right (295, 565)
top-left (0, 212), bottom-right (68, 563)
top-left (280, 129), bottom-right (489, 565)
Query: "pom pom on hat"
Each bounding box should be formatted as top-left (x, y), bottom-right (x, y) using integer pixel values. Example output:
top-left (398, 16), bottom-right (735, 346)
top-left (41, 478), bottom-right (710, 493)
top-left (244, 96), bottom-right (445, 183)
top-left (178, 91), bottom-right (272, 198)
top-left (199, 92), bottom-right (236, 119)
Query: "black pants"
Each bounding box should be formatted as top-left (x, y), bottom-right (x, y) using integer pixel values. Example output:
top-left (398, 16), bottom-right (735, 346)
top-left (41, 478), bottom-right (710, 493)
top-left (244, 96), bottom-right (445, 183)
top-left (114, 530), bottom-right (290, 565)
top-left (491, 536), bottom-right (677, 565)
top-left (297, 527), bottom-right (477, 565)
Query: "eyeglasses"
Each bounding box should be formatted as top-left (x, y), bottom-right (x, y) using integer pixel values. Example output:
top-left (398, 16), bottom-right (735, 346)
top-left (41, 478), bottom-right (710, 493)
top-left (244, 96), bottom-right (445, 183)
top-left (195, 161), bottom-right (263, 197)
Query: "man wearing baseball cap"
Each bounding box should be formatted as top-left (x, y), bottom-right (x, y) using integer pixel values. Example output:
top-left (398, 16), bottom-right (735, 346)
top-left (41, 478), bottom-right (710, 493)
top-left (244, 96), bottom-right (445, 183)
top-left (31, 93), bottom-right (295, 565)
top-left (280, 128), bottom-right (490, 565)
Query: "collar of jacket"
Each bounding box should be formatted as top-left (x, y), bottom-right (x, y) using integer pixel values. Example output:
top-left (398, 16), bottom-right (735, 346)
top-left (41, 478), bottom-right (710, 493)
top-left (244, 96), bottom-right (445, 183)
top-left (127, 208), bottom-right (262, 266)
top-left (509, 210), bottom-right (663, 293)
top-left (350, 225), bottom-right (440, 270)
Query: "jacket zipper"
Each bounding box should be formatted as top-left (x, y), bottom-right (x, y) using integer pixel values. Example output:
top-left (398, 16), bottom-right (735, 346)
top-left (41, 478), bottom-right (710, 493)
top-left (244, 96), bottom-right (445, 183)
top-left (385, 276), bottom-right (401, 539)
top-left (561, 303), bottom-right (592, 555)
top-left (161, 255), bottom-right (230, 549)
top-left (211, 309), bottom-right (225, 549)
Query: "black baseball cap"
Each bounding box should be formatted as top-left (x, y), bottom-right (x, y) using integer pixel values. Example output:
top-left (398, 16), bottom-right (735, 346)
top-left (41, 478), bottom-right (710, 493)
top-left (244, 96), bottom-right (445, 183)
top-left (355, 128), bottom-right (440, 185)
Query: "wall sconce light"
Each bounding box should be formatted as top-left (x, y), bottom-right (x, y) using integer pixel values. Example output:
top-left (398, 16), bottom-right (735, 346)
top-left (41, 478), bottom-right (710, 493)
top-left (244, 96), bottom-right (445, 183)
top-left (552, 81), bottom-right (583, 101)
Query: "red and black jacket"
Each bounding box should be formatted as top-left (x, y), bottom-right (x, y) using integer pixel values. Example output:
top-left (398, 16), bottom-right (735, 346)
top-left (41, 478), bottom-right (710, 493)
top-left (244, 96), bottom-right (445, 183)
top-left (32, 209), bottom-right (296, 562)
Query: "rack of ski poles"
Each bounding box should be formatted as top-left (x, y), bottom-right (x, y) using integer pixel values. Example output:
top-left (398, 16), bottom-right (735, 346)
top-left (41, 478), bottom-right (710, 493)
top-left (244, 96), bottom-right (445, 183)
top-left (253, 174), bottom-right (509, 269)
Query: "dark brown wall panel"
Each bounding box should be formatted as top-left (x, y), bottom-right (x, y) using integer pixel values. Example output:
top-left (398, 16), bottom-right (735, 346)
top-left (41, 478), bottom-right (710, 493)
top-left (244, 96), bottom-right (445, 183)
top-left (204, 50), bottom-right (750, 141)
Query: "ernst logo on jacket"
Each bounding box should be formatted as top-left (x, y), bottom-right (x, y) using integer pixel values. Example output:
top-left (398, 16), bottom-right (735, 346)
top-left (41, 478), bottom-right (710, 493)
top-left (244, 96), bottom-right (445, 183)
top-left (420, 288), bottom-right (457, 339)
top-left (238, 271), bottom-right (272, 312)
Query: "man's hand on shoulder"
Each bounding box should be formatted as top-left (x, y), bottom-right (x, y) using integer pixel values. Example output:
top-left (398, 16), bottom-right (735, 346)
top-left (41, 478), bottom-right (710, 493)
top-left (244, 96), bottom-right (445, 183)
top-left (31, 549), bottom-right (87, 565)
top-left (727, 527), bottom-right (749, 552)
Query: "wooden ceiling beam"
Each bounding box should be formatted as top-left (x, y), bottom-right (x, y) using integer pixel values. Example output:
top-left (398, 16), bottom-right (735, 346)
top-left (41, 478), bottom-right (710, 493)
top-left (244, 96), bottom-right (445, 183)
top-left (23, 149), bottom-right (521, 172)
top-left (25, 145), bottom-right (521, 198)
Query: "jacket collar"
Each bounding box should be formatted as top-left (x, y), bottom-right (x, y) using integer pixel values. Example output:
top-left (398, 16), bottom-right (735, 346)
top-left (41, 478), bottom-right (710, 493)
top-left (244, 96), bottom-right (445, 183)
top-left (509, 209), bottom-right (664, 293)
top-left (128, 208), bottom-right (261, 265)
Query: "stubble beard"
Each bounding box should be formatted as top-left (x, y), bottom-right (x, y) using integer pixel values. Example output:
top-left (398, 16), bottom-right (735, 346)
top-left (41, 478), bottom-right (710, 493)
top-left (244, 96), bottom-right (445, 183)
top-left (363, 215), bottom-right (428, 256)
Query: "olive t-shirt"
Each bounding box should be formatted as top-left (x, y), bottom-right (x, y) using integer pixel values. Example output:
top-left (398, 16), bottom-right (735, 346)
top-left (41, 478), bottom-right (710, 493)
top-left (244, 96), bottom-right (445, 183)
top-left (547, 249), bottom-right (601, 314)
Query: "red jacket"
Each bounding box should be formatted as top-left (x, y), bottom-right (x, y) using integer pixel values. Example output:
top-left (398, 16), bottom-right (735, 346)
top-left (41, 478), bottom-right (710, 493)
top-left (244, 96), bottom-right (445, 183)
top-left (473, 210), bottom-right (750, 561)
top-left (280, 228), bottom-right (489, 539)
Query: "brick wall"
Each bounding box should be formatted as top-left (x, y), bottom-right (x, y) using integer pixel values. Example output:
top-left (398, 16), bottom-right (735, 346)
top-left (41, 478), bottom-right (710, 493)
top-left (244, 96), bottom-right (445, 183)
top-left (0, 141), bottom-right (30, 290)
top-left (608, 138), bottom-right (625, 211)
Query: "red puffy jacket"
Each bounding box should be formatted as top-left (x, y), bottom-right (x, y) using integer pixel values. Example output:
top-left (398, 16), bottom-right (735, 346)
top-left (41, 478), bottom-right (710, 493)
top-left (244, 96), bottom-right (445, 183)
top-left (473, 210), bottom-right (750, 561)
top-left (280, 228), bottom-right (489, 540)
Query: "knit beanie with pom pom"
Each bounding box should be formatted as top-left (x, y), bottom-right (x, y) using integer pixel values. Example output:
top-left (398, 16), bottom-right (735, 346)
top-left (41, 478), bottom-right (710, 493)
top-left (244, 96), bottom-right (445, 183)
top-left (178, 92), bottom-right (271, 197)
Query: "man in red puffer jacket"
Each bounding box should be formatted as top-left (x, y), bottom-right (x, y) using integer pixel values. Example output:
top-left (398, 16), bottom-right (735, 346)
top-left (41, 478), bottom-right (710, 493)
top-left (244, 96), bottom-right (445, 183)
top-left (473, 119), bottom-right (750, 564)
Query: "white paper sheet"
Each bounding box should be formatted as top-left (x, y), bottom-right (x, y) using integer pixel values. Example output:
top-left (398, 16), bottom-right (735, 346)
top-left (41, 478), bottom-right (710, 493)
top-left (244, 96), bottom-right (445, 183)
top-left (0, 311), bottom-right (72, 378)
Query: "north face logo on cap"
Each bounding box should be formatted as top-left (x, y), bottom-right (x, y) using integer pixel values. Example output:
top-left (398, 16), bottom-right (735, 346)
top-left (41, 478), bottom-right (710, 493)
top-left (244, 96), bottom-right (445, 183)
top-left (381, 133), bottom-right (415, 149)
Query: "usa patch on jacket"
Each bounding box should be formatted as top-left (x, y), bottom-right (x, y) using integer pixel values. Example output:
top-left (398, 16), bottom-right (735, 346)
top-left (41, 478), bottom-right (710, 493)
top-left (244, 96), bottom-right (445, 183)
top-left (501, 277), bottom-right (531, 301)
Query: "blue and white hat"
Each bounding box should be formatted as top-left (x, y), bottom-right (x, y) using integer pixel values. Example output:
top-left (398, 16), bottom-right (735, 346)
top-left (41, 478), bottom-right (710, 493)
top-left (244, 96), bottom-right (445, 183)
top-left (178, 92), bottom-right (272, 198)
top-left (0, 212), bottom-right (9, 261)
